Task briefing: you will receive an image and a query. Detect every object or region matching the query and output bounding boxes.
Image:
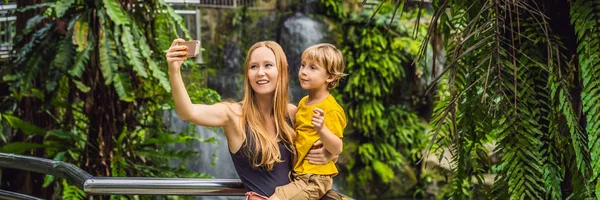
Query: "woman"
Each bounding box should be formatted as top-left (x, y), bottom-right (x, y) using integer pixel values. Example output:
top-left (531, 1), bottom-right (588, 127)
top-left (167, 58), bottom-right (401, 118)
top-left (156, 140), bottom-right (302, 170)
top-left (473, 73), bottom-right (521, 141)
top-left (166, 39), bottom-right (336, 199)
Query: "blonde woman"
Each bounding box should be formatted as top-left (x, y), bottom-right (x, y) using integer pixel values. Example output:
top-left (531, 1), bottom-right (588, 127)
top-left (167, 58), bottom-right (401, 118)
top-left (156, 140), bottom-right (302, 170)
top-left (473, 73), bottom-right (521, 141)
top-left (166, 39), bottom-right (336, 199)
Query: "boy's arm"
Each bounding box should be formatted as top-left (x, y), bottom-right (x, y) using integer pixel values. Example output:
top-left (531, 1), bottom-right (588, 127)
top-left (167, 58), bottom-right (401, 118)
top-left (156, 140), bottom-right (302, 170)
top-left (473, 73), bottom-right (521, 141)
top-left (312, 108), bottom-right (344, 155)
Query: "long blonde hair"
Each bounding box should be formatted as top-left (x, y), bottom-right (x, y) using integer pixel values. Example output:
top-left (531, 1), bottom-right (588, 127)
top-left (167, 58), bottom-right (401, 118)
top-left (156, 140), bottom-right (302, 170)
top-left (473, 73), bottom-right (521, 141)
top-left (240, 41), bottom-right (296, 171)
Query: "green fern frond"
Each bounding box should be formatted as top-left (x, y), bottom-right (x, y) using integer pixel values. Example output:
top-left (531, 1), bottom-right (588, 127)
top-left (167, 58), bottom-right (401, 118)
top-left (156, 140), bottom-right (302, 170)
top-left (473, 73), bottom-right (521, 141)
top-left (135, 24), bottom-right (171, 92)
top-left (101, 0), bottom-right (129, 26)
top-left (112, 72), bottom-right (134, 102)
top-left (571, 0), bottom-right (600, 197)
top-left (121, 25), bottom-right (148, 78)
top-left (98, 11), bottom-right (117, 85)
top-left (68, 37), bottom-right (94, 78)
top-left (61, 179), bottom-right (85, 200)
top-left (15, 2), bottom-right (51, 13)
top-left (17, 15), bottom-right (46, 41)
top-left (15, 23), bottom-right (53, 65)
top-left (44, 0), bottom-right (74, 18)
top-left (51, 26), bottom-right (75, 72)
top-left (152, 13), bottom-right (176, 51)
top-left (159, 0), bottom-right (192, 40)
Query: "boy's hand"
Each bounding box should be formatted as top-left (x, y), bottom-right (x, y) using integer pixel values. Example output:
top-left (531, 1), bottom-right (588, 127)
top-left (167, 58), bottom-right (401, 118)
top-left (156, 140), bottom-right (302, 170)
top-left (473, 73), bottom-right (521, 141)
top-left (312, 108), bottom-right (325, 132)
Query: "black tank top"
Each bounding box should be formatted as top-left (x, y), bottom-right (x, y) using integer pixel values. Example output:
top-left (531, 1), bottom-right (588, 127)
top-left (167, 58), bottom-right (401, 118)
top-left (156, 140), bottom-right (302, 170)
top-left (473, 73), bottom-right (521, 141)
top-left (229, 120), bottom-right (293, 197)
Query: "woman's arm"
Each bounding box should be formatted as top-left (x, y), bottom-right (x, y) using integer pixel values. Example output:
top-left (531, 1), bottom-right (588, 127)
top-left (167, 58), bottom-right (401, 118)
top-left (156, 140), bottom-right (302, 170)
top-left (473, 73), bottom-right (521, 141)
top-left (167, 39), bottom-right (230, 127)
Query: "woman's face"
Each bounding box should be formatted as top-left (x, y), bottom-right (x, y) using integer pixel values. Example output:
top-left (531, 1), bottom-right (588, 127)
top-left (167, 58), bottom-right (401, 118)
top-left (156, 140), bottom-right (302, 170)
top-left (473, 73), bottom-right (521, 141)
top-left (248, 47), bottom-right (279, 96)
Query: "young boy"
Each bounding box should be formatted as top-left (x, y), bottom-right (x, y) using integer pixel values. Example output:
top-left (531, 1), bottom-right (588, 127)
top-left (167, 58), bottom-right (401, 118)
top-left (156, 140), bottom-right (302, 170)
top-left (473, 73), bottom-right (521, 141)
top-left (271, 43), bottom-right (347, 200)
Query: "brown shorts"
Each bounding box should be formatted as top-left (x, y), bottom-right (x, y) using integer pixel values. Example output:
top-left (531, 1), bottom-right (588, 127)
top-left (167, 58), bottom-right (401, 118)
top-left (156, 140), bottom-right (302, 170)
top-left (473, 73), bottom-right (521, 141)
top-left (273, 173), bottom-right (333, 200)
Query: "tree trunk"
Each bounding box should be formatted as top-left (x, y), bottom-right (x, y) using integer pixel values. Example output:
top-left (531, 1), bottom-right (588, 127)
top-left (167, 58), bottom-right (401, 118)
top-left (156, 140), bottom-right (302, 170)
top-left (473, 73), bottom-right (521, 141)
top-left (81, 8), bottom-right (133, 195)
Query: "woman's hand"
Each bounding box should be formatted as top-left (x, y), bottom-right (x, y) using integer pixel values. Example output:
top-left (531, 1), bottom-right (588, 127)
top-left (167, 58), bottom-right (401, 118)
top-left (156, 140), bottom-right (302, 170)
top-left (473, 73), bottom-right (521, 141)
top-left (305, 140), bottom-right (339, 165)
top-left (166, 38), bottom-right (188, 71)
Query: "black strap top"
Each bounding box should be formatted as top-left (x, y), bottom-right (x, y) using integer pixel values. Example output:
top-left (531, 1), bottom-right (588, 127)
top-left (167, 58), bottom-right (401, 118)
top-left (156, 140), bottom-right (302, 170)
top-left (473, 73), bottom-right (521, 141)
top-left (229, 119), bottom-right (293, 197)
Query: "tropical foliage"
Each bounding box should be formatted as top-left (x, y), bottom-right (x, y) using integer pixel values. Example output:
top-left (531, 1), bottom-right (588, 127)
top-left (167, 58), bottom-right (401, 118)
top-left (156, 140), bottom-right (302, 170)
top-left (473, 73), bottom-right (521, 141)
top-left (1, 0), bottom-right (219, 199)
top-left (421, 0), bottom-right (600, 199)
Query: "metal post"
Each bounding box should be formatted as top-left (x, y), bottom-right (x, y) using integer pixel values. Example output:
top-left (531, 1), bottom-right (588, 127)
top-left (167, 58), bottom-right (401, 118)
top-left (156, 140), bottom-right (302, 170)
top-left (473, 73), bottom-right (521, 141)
top-left (195, 8), bottom-right (203, 64)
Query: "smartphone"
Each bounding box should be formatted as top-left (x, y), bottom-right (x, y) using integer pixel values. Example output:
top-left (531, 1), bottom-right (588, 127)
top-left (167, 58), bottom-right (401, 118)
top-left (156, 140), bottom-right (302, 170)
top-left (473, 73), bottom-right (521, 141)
top-left (178, 40), bottom-right (200, 57)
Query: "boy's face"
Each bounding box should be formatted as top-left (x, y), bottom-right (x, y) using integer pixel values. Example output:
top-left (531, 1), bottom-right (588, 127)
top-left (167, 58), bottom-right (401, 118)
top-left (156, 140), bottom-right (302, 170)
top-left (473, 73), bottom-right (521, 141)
top-left (298, 59), bottom-right (332, 90)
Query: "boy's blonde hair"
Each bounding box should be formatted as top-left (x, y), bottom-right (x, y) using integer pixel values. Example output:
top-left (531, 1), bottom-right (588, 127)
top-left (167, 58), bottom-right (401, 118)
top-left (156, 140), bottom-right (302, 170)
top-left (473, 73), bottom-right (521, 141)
top-left (301, 43), bottom-right (346, 89)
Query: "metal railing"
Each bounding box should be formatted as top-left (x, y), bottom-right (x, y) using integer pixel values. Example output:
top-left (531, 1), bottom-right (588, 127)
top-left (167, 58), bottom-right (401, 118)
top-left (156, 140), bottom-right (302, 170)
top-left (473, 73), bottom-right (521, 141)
top-left (0, 3), bottom-right (16, 62)
top-left (0, 153), bottom-right (354, 199)
top-left (0, 153), bottom-right (246, 197)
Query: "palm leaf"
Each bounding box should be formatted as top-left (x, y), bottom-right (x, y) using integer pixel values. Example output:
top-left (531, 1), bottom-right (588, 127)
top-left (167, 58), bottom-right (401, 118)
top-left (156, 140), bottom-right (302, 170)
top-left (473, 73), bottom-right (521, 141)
top-left (571, 1), bottom-right (600, 198)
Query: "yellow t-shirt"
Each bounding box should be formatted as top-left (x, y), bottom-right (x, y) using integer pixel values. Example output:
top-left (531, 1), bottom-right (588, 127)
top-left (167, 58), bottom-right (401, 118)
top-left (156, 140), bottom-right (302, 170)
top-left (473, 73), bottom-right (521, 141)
top-left (293, 94), bottom-right (346, 176)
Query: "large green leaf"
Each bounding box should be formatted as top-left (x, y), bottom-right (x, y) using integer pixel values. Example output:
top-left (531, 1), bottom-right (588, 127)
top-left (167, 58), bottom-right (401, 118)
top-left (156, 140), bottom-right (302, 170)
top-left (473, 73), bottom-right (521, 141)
top-left (121, 26), bottom-right (148, 78)
top-left (0, 142), bottom-right (45, 154)
top-left (68, 38), bottom-right (94, 78)
top-left (3, 115), bottom-right (46, 136)
top-left (51, 28), bottom-right (74, 72)
top-left (73, 20), bottom-right (90, 52)
top-left (102, 0), bottom-right (129, 26)
top-left (112, 72), bottom-right (134, 102)
top-left (72, 80), bottom-right (90, 93)
top-left (136, 27), bottom-right (171, 92)
top-left (98, 12), bottom-right (118, 85)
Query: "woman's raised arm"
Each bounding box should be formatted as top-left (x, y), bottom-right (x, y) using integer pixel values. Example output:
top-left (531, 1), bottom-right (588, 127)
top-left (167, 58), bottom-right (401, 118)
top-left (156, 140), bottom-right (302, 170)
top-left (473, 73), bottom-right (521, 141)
top-left (166, 39), bottom-right (231, 127)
